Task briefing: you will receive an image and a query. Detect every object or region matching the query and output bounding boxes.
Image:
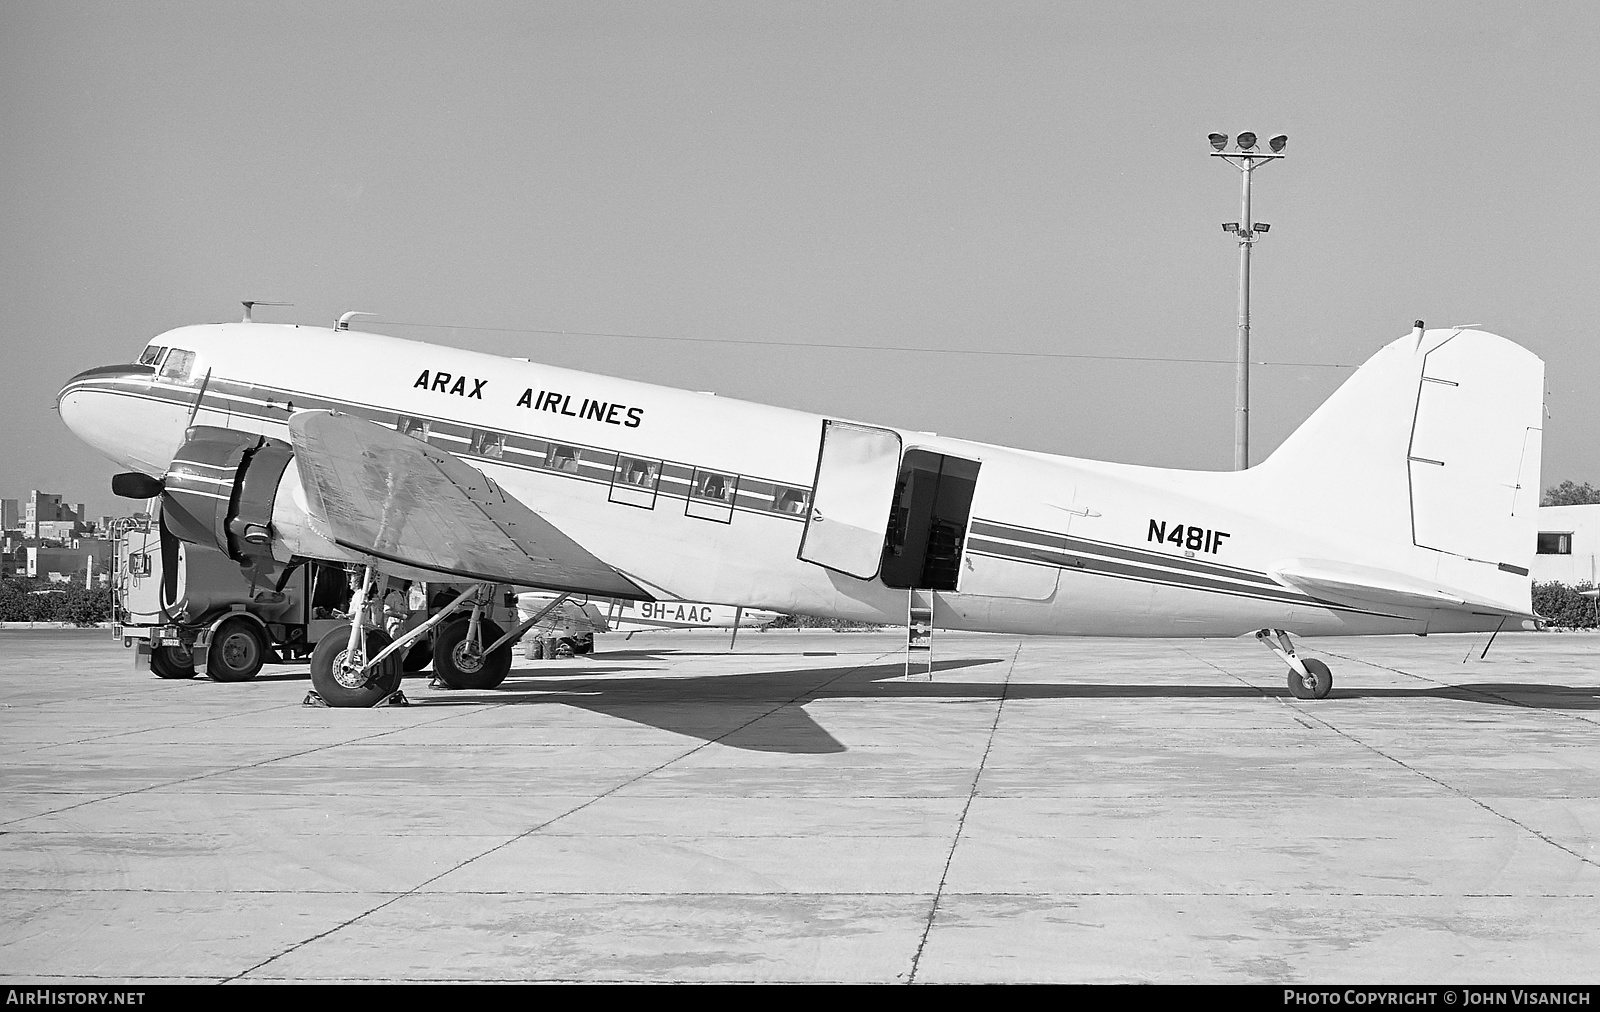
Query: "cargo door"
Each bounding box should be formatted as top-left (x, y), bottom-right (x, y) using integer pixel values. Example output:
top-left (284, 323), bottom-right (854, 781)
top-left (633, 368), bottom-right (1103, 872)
top-left (797, 421), bottom-right (903, 579)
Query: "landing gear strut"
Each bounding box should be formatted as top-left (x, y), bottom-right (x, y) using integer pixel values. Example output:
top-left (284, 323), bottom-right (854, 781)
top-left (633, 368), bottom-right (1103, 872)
top-left (304, 575), bottom-right (575, 703)
top-left (1256, 628), bottom-right (1333, 700)
top-left (306, 566), bottom-right (406, 708)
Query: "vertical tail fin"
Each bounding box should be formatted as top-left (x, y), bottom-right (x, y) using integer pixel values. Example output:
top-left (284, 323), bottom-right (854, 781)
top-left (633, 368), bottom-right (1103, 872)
top-left (1256, 326), bottom-right (1544, 614)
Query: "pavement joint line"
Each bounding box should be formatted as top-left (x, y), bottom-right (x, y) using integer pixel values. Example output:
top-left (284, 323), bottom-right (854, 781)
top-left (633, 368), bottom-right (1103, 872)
top-left (221, 648), bottom-right (904, 984)
top-left (6, 701), bottom-right (311, 758)
top-left (1317, 647), bottom-right (1600, 729)
top-left (905, 640), bottom-right (1020, 985)
top-left (1185, 647), bottom-right (1600, 874)
top-left (0, 702), bottom-right (494, 830)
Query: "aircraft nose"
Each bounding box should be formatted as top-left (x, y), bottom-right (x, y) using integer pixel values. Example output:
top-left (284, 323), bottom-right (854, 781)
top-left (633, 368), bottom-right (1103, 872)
top-left (56, 363), bottom-right (155, 410)
top-left (57, 362), bottom-right (161, 469)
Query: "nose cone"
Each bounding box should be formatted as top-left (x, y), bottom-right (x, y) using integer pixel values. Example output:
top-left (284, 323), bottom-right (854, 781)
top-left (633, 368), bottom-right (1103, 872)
top-left (57, 363), bottom-right (176, 473)
top-left (57, 363), bottom-right (152, 435)
top-left (57, 364), bottom-right (154, 407)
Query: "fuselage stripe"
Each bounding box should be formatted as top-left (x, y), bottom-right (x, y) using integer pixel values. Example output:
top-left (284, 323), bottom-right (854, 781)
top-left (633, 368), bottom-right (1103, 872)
top-left (970, 518), bottom-right (1281, 587)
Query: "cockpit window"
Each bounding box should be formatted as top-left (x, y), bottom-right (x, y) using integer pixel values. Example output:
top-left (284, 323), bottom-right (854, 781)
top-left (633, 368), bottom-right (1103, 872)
top-left (138, 345), bottom-right (166, 366)
top-left (157, 348), bottom-right (195, 383)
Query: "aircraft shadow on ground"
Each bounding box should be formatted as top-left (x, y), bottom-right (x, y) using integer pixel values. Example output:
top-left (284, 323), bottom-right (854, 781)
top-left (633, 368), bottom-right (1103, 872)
top-left (406, 658), bottom-right (1600, 754)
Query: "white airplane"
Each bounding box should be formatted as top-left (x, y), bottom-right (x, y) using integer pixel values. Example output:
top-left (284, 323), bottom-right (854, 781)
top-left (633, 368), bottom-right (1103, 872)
top-left (56, 313), bottom-right (1545, 707)
top-left (512, 591), bottom-right (780, 657)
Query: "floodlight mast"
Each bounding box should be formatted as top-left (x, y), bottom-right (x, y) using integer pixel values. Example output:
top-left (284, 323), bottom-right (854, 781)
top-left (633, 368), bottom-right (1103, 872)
top-left (1209, 133), bottom-right (1287, 470)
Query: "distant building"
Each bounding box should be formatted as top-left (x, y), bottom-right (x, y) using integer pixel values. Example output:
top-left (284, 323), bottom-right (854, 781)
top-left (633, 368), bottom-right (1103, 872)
top-left (1533, 505), bottom-right (1600, 586)
top-left (23, 491), bottom-right (86, 540)
top-left (33, 520), bottom-right (82, 543)
top-left (1, 538), bottom-right (21, 581)
top-left (23, 486), bottom-right (89, 538)
top-left (1, 498), bottom-right (18, 532)
top-left (26, 537), bottom-right (112, 585)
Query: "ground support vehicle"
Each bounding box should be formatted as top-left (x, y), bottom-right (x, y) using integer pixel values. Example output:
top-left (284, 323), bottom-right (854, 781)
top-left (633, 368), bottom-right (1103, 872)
top-left (112, 513), bottom-right (354, 680)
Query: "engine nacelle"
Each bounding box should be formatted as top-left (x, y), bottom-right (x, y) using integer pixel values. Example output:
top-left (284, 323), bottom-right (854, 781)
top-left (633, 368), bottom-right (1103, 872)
top-left (159, 425), bottom-right (364, 574)
top-left (163, 426), bottom-right (293, 567)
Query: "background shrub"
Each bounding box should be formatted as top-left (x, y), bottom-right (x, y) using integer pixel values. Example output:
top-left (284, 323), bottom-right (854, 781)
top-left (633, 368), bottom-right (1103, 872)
top-left (1532, 582), bottom-right (1599, 629)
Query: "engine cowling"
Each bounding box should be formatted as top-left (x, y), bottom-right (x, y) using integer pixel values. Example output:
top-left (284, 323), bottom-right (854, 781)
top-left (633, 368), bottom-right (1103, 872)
top-left (160, 425), bottom-right (294, 574)
top-left (116, 424), bottom-right (386, 583)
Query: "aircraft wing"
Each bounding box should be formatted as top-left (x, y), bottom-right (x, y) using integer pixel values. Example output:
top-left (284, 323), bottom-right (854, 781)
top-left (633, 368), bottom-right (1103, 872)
top-left (1269, 559), bottom-right (1536, 620)
top-left (287, 410), bottom-right (650, 599)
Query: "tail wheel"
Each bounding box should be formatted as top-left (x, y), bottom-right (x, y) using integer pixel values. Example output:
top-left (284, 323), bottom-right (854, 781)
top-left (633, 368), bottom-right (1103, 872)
top-left (433, 618), bottom-right (512, 690)
top-left (571, 634), bottom-right (594, 656)
top-left (207, 618), bottom-right (266, 682)
top-left (151, 643), bottom-right (196, 679)
top-left (310, 627), bottom-right (403, 707)
top-left (1287, 658), bottom-right (1333, 700)
top-left (553, 637), bottom-right (576, 659)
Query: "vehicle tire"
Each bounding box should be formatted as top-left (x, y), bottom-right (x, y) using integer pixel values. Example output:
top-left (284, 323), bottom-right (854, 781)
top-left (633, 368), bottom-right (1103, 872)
top-left (1287, 658), bottom-right (1333, 700)
top-left (571, 633), bottom-right (594, 656)
top-left (432, 617), bottom-right (512, 690)
top-left (552, 637), bottom-right (576, 660)
top-left (402, 637), bottom-right (433, 673)
top-left (310, 627), bottom-right (403, 707)
top-left (151, 643), bottom-right (196, 679)
top-left (207, 618), bottom-right (266, 682)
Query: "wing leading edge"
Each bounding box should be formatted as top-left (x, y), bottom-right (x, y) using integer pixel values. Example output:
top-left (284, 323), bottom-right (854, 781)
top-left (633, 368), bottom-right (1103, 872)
top-left (288, 410), bottom-right (650, 599)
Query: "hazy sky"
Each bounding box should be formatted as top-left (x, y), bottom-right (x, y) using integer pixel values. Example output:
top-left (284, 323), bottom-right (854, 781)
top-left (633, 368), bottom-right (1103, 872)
top-left (3, 1), bottom-right (1596, 518)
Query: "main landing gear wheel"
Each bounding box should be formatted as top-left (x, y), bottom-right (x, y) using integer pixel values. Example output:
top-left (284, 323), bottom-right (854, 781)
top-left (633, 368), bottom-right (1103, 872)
top-left (310, 627), bottom-right (403, 707)
top-left (151, 643), bottom-right (196, 679)
top-left (207, 618), bottom-right (266, 682)
top-left (432, 618), bottom-right (512, 690)
top-left (1287, 657), bottom-right (1333, 700)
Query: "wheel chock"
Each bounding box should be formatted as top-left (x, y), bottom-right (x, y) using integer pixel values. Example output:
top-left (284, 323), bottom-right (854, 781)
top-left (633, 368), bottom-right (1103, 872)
top-left (303, 688), bottom-right (408, 707)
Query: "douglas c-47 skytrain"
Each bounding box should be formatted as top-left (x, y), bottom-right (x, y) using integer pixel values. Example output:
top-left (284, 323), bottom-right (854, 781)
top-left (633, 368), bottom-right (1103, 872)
top-left (56, 311), bottom-right (1545, 707)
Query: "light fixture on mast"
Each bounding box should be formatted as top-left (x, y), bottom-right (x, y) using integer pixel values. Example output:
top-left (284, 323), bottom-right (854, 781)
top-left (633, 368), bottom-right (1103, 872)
top-left (1208, 132), bottom-right (1288, 470)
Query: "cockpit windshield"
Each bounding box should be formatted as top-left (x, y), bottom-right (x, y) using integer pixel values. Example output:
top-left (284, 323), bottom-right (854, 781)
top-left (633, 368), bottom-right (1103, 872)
top-left (156, 348), bottom-right (196, 383)
top-left (138, 345), bottom-right (166, 366)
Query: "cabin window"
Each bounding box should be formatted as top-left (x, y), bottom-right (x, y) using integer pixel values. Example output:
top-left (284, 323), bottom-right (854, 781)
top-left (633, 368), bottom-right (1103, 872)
top-left (469, 429), bottom-right (505, 458)
top-left (545, 444), bottom-right (580, 473)
top-left (773, 486), bottom-right (809, 515)
top-left (693, 469), bottom-right (735, 502)
top-left (617, 456), bottom-right (660, 488)
top-left (396, 415), bottom-right (431, 441)
top-left (686, 468), bottom-right (738, 523)
top-left (138, 345), bottom-right (166, 366)
top-left (1537, 532), bottom-right (1573, 555)
top-left (157, 348), bottom-right (195, 383)
top-left (609, 456), bottom-right (661, 509)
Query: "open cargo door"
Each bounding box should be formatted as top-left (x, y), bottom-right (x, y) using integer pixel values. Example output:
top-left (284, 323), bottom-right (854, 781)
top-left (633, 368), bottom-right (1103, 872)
top-left (797, 421), bottom-right (902, 580)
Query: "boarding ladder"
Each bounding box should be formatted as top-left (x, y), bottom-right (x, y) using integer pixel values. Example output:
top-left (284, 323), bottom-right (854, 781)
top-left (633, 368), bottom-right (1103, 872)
top-left (906, 590), bottom-right (933, 681)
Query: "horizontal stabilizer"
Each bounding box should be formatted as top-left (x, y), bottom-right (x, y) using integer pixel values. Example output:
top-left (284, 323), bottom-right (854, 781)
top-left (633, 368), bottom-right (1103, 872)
top-left (1270, 559), bottom-right (1535, 620)
top-left (288, 410), bottom-right (650, 599)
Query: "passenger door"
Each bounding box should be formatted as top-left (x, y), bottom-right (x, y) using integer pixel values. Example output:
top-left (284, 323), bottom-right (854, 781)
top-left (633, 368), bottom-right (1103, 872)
top-left (797, 421), bottom-right (902, 579)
